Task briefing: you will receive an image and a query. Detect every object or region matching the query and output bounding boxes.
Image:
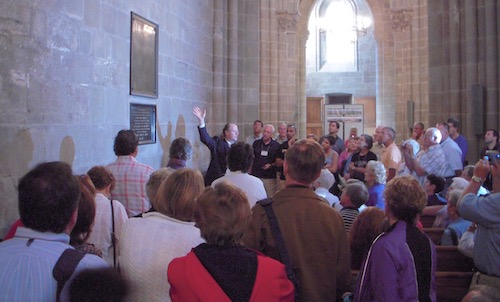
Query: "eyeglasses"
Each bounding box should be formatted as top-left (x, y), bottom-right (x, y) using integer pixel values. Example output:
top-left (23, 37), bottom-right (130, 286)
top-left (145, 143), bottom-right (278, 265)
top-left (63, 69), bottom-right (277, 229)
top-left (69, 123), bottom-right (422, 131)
top-left (229, 130), bottom-right (239, 134)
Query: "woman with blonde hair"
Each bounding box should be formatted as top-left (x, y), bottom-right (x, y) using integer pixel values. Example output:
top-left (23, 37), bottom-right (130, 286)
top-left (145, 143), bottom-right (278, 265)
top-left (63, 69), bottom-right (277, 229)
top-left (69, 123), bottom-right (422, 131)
top-left (119, 168), bottom-right (205, 302)
top-left (168, 182), bottom-right (294, 301)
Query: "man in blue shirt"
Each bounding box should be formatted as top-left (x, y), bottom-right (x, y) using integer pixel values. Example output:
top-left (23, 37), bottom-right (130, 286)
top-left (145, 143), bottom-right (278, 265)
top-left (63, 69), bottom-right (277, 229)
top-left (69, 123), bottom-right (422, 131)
top-left (458, 158), bottom-right (500, 290)
top-left (0, 162), bottom-right (108, 302)
top-left (447, 117), bottom-right (468, 165)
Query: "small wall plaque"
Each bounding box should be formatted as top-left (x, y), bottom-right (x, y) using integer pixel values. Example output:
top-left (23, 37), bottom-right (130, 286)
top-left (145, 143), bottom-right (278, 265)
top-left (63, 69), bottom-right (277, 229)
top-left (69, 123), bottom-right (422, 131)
top-left (130, 103), bottom-right (157, 144)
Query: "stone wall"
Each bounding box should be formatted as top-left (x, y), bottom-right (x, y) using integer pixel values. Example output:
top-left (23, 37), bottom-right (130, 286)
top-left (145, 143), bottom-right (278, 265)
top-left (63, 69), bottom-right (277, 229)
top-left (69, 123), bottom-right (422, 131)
top-left (428, 0), bottom-right (500, 162)
top-left (0, 0), bottom-right (261, 237)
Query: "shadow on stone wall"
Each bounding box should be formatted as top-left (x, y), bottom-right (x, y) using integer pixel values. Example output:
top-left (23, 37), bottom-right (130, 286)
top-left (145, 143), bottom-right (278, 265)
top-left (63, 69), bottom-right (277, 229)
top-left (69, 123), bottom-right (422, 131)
top-left (157, 114), bottom-right (188, 168)
top-left (59, 136), bottom-right (76, 166)
top-left (0, 129), bottom-right (34, 238)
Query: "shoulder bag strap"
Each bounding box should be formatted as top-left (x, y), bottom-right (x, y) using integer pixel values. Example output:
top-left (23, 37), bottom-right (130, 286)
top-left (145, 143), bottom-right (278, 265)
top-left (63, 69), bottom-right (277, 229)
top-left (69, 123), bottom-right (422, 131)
top-left (110, 198), bottom-right (116, 269)
top-left (53, 248), bottom-right (85, 302)
top-left (257, 198), bottom-right (300, 298)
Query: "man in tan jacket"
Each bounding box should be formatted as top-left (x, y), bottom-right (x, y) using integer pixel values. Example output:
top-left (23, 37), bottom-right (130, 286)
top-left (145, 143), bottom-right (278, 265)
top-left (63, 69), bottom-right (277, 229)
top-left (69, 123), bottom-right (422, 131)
top-left (243, 139), bottom-right (352, 302)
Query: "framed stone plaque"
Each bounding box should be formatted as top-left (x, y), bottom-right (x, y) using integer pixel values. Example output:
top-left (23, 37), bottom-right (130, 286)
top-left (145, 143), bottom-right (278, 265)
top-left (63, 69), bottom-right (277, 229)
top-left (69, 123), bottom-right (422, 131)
top-left (130, 12), bottom-right (158, 98)
top-left (130, 103), bottom-right (157, 144)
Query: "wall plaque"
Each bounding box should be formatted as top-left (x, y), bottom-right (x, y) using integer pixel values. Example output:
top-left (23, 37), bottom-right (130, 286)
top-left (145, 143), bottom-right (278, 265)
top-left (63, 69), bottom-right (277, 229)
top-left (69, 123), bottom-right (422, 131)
top-left (130, 103), bottom-right (157, 144)
top-left (130, 12), bottom-right (159, 98)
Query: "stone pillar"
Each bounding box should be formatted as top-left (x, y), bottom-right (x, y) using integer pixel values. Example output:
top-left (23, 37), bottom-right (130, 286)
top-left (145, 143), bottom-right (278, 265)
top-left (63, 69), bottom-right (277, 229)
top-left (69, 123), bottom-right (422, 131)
top-left (297, 29), bottom-right (309, 139)
top-left (463, 0), bottom-right (478, 159)
top-left (484, 0), bottom-right (498, 129)
top-left (227, 0), bottom-right (239, 120)
top-left (212, 0), bottom-right (228, 128)
top-left (449, 0), bottom-right (461, 115)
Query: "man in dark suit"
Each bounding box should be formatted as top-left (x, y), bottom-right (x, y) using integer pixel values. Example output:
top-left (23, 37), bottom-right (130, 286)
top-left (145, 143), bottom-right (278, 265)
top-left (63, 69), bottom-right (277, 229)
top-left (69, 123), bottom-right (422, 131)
top-left (193, 106), bottom-right (239, 185)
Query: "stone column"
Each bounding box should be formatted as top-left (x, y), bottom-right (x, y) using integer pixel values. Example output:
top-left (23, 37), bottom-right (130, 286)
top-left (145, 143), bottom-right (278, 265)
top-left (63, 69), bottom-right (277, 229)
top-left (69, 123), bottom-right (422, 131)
top-left (212, 0), bottom-right (228, 127)
top-left (227, 0), bottom-right (239, 120)
top-left (484, 0), bottom-right (498, 129)
top-left (463, 0), bottom-right (478, 159)
top-left (449, 0), bottom-right (461, 115)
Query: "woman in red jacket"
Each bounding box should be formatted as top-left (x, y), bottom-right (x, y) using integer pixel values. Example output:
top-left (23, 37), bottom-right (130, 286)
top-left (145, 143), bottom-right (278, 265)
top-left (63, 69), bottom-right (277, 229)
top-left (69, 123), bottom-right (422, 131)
top-left (168, 182), bottom-right (294, 302)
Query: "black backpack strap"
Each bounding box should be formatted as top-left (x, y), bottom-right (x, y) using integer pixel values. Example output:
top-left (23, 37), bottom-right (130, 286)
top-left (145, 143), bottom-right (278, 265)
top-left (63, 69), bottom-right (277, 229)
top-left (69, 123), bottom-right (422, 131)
top-left (257, 198), bottom-right (300, 299)
top-left (53, 248), bottom-right (85, 302)
top-left (448, 227), bottom-right (459, 246)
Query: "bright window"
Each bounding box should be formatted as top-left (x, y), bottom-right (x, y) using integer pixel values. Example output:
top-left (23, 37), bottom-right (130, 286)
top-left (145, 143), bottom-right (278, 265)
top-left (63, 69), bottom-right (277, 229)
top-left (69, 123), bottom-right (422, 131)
top-left (316, 0), bottom-right (359, 72)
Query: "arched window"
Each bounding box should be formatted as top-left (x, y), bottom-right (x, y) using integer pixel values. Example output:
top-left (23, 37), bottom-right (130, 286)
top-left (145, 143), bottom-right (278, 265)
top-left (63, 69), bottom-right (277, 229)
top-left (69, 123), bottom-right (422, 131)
top-left (312, 0), bottom-right (369, 72)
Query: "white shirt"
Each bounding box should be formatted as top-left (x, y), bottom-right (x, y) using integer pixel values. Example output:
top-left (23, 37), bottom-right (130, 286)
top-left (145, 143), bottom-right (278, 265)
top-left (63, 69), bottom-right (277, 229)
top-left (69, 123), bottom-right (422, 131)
top-left (315, 187), bottom-right (339, 207)
top-left (118, 212), bottom-right (204, 302)
top-left (245, 133), bottom-right (263, 145)
top-left (212, 171), bottom-right (267, 208)
top-left (87, 193), bottom-right (128, 266)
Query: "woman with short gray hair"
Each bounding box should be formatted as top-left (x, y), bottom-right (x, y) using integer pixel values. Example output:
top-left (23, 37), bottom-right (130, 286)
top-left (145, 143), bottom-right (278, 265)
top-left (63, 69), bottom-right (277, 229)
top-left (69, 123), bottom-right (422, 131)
top-left (364, 160), bottom-right (386, 209)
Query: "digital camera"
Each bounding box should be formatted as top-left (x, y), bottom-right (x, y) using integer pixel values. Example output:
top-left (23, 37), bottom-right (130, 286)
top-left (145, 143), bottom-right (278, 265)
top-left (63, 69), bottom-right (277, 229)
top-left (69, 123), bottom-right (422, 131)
top-left (485, 150), bottom-right (500, 164)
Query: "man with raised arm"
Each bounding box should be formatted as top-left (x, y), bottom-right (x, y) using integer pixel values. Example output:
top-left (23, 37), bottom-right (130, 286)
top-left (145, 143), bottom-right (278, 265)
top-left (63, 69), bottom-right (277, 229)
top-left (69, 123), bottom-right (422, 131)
top-left (193, 106), bottom-right (239, 185)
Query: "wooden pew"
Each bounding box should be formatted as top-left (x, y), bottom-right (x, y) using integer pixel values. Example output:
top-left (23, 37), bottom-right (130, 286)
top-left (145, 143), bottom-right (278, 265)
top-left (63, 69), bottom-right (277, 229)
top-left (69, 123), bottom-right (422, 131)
top-left (423, 227), bottom-right (445, 245)
top-left (420, 214), bottom-right (437, 228)
top-left (436, 271), bottom-right (474, 302)
top-left (436, 246), bottom-right (475, 272)
top-left (420, 205), bottom-right (444, 228)
top-left (435, 246), bottom-right (475, 301)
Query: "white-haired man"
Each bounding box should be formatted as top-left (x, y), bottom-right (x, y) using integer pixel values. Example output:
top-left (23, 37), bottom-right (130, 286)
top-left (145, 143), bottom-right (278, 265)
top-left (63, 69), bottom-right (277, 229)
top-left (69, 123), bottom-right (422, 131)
top-left (313, 168), bottom-right (338, 207)
top-left (251, 124), bottom-right (281, 197)
top-left (401, 127), bottom-right (447, 186)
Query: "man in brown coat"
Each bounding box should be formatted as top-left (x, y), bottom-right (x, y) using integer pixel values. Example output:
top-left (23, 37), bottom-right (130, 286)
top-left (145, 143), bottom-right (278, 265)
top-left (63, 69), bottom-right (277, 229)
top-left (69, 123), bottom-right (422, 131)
top-left (243, 139), bottom-right (352, 302)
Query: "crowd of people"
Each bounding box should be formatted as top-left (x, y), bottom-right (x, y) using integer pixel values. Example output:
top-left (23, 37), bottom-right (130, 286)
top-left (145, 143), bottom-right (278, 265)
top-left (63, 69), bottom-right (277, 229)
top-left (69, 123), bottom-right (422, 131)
top-left (0, 107), bottom-right (499, 302)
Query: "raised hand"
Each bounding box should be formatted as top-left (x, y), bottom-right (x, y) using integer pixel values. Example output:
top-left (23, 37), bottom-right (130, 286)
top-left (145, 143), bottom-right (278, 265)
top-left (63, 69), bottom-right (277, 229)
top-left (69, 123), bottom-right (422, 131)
top-left (193, 106), bottom-right (206, 123)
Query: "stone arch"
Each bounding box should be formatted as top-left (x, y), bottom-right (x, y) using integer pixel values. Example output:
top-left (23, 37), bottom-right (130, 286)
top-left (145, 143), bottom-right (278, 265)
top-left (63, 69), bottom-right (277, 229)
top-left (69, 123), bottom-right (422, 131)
top-left (293, 0), bottom-right (389, 138)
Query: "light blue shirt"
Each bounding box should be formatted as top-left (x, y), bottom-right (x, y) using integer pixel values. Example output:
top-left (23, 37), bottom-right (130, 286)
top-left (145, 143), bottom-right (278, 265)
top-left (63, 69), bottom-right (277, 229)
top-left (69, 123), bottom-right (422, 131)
top-left (0, 227), bottom-right (108, 302)
top-left (440, 217), bottom-right (472, 246)
top-left (458, 193), bottom-right (500, 276)
top-left (440, 137), bottom-right (463, 177)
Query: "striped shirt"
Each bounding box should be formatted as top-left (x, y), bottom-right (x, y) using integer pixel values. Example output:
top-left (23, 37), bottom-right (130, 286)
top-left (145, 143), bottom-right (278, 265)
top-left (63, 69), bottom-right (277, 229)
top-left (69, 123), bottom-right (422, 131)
top-left (415, 144), bottom-right (447, 186)
top-left (106, 156), bottom-right (154, 217)
top-left (340, 207), bottom-right (360, 235)
top-left (0, 227), bottom-right (108, 302)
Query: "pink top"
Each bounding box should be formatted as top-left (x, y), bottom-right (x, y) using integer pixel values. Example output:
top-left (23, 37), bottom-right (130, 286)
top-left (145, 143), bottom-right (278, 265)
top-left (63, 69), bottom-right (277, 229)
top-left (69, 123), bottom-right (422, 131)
top-left (106, 156), bottom-right (154, 217)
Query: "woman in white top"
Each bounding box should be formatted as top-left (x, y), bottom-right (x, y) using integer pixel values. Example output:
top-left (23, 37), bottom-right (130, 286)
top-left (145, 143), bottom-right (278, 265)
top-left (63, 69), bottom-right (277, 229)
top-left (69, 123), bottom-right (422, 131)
top-left (87, 166), bottom-right (128, 266)
top-left (319, 135), bottom-right (340, 174)
top-left (119, 168), bottom-right (206, 302)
